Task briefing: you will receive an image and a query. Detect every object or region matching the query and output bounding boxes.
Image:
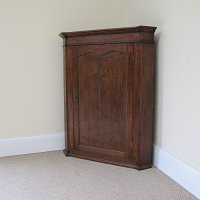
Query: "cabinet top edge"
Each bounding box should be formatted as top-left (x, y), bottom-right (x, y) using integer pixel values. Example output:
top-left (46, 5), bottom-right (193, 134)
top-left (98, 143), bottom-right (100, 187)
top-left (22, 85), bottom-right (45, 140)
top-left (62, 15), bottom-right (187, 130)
top-left (59, 26), bottom-right (157, 38)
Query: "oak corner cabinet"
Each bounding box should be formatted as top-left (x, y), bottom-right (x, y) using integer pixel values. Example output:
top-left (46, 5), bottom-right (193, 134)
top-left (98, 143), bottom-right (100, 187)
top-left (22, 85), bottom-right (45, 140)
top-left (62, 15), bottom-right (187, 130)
top-left (60, 26), bottom-right (157, 170)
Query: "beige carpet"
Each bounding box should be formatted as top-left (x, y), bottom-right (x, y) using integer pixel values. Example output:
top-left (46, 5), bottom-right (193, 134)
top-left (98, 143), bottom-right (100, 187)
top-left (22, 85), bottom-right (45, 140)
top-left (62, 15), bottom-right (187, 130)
top-left (0, 151), bottom-right (197, 200)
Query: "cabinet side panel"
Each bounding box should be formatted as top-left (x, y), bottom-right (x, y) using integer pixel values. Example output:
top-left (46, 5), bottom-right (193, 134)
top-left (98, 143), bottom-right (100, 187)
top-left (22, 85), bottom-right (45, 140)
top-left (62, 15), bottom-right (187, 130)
top-left (63, 46), bottom-right (68, 153)
top-left (139, 43), bottom-right (155, 167)
top-left (65, 47), bottom-right (75, 153)
top-left (132, 44), bottom-right (142, 165)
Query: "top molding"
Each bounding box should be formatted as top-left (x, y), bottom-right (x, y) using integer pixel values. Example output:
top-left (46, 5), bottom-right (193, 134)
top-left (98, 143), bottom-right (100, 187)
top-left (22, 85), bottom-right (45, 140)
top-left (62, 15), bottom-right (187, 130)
top-left (59, 26), bottom-right (157, 46)
top-left (59, 26), bottom-right (157, 38)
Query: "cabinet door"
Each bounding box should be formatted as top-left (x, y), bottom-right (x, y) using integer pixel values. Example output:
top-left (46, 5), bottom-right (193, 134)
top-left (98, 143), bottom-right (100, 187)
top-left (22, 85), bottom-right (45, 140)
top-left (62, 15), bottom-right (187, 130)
top-left (70, 44), bottom-right (134, 163)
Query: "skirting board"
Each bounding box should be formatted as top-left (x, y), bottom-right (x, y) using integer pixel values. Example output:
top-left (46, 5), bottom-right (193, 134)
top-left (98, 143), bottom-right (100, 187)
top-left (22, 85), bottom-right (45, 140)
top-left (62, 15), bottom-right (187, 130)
top-left (153, 145), bottom-right (200, 199)
top-left (0, 132), bottom-right (65, 157)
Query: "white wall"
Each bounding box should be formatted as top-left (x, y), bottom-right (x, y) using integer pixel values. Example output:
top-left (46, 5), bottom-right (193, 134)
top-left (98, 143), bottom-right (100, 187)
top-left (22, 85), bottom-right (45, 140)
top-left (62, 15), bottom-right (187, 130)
top-left (0, 0), bottom-right (124, 139)
top-left (125, 0), bottom-right (200, 171)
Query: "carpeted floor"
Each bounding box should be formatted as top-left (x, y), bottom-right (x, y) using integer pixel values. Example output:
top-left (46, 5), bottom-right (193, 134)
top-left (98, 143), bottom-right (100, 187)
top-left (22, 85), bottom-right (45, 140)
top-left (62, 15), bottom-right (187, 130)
top-left (0, 151), bottom-right (197, 200)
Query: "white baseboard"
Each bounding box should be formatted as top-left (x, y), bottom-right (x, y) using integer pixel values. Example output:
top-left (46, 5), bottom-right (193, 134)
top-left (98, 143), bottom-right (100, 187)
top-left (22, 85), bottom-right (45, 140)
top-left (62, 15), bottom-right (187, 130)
top-left (153, 146), bottom-right (200, 199)
top-left (0, 132), bottom-right (65, 157)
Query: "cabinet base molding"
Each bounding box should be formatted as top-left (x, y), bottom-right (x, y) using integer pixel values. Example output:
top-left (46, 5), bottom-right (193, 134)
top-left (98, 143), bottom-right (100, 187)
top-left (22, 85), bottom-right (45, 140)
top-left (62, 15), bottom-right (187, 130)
top-left (63, 151), bottom-right (152, 170)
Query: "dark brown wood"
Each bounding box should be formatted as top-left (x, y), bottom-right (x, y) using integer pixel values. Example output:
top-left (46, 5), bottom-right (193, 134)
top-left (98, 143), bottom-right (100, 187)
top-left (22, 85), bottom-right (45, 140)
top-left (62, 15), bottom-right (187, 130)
top-left (64, 32), bottom-right (154, 46)
top-left (60, 26), bottom-right (156, 169)
top-left (59, 26), bottom-right (156, 38)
